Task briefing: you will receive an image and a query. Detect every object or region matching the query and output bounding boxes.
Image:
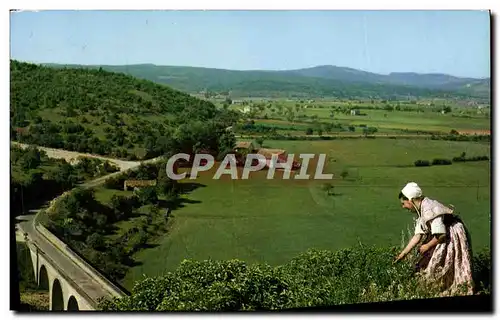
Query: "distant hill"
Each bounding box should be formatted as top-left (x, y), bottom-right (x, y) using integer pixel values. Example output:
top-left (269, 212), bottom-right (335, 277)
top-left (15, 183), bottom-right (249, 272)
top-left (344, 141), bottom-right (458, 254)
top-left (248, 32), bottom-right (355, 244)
top-left (42, 63), bottom-right (490, 100)
top-left (280, 65), bottom-right (489, 91)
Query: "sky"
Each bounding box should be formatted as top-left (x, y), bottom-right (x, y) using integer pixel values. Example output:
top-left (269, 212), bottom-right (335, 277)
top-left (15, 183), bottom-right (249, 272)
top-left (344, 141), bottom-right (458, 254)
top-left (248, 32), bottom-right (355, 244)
top-left (9, 10), bottom-right (491, 78)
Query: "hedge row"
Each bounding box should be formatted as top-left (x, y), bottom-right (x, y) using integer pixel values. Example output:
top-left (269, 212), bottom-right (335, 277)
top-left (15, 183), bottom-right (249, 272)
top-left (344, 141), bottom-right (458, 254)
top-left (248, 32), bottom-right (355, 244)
top-left (97, 245), bottom-right (491, 311)
top-left (415, 155), bottom-right (489, 167)
top-left (237, 134), bottom-right (490, 142)
top-left (452, 156), bottom-right (490, 162)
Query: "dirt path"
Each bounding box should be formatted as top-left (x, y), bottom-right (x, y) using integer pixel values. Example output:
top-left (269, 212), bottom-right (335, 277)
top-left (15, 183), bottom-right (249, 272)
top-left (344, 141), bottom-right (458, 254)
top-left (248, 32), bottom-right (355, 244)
top-left (12, 142), bottom-right (141, 171)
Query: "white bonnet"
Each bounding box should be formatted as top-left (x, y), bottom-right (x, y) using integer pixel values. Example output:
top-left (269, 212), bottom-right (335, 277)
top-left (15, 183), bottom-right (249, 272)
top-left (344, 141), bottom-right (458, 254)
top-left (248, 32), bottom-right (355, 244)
top-left (401, 182), bottom-right (423, 200)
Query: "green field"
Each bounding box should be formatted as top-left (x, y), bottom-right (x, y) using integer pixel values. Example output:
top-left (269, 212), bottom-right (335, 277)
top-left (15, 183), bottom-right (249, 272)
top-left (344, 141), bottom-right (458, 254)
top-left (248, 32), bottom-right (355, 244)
top-left (120, 138), bottom-right (491, 289)
top-left (229, 100), bottom-right (490, 137)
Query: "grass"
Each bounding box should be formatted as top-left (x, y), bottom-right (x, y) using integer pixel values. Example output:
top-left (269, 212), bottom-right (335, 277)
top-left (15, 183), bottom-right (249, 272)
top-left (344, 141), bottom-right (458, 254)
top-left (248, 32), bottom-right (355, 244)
top-left (19, 291), bottom-right (50, 311)
top-left (120, 138), bottom-right (491, 290)
top-left (306, 109), bottom-right (487, 132)
top-left (93, 186), bottom-right (174, 244)
top-left (93, 186), bottom-right (134, 204)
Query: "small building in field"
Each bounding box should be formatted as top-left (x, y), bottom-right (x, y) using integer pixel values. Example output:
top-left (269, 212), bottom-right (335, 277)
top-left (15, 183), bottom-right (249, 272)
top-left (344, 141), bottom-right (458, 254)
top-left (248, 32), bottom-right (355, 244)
top-left (350, 109), bottom-right (361, 116)
top-left (234, 141), bottom-right (257, 154)
top-left (123, 179), bottom-right (157, 191)
top-left (256, 148), bottom-right (289, 169)
top-left (240, 106), bottom-right (252, 114)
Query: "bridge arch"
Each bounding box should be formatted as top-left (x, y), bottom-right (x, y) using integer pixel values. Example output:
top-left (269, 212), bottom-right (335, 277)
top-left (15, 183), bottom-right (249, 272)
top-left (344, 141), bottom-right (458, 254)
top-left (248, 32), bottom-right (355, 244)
top-left (51, 279), bottom-right (64, 311)
top-left (25, 228), bottom-right (127, 310)
top-left (67, 295), bottom-right (79, 311)
top-left (38, 265), bottom-right (49, 290)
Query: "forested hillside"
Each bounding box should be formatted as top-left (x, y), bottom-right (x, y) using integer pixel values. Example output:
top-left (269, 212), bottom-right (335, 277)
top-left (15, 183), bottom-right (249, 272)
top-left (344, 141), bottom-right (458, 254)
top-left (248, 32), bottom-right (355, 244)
top-left (10, 60), bottom-right (239, 160)
top-left (43, 63), bottom-right (490, 100)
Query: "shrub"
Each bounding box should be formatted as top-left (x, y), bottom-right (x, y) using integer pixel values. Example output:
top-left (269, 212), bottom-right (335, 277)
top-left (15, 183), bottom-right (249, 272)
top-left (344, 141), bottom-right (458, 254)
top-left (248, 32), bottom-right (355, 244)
top-left (431, 158), bottom-right (452, 165)
top-left (452, 155), bottom-right (489, 162)
top-left (104, 175), bottom-right (125, 190)
top-left (472, 248), bottom-right (491, 294)
top-left (414, 160), bottom-right (431, 167)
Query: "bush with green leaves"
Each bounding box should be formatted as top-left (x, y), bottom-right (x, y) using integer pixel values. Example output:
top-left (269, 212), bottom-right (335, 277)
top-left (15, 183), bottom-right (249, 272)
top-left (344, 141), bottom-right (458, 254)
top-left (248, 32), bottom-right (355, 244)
top-left (414, 160), bottom-right (431, 167)
top-left (452, 155), bottom-right (490, 162)
top-left (98, 244), bottom-right (489, 311)
top-left (431, 158), bottom-right (452, 166)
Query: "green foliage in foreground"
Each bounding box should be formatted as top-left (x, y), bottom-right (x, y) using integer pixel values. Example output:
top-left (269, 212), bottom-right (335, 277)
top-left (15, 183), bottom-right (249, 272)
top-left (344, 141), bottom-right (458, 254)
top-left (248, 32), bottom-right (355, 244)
top-left (98, 245), bottom-right (490, 311)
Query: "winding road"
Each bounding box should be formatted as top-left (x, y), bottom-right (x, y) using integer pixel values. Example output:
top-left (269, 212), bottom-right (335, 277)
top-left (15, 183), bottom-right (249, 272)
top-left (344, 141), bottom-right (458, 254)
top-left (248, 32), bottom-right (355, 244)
top-left (14, 142), bottom-right (164, 308)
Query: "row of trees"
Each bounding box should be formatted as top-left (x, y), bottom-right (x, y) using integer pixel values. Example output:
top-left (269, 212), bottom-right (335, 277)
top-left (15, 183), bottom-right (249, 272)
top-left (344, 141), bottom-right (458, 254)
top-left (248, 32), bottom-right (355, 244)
top-left (414, 152), bottom-right (490, 167)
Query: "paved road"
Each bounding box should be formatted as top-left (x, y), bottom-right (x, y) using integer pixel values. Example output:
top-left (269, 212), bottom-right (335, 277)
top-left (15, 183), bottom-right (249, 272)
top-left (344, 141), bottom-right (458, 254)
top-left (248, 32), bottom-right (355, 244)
top-left (15, 145), bottom-right (164, 307)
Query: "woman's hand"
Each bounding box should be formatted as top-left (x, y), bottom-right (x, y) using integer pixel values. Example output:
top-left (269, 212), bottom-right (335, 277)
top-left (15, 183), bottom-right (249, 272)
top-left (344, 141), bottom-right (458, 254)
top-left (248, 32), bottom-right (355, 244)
top-left (394, 253), bottom-right (405, 263)
top-left (419, 244), bottom-right (429, 254)
top-left (395, 234), bottom-right (423, 263)
top-left (419, 236), bottom-right (441, 254)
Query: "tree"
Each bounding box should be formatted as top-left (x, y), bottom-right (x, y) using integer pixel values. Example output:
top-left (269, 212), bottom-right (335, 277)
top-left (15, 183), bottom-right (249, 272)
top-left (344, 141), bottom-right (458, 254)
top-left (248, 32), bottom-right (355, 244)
top-left (218, 131), bottom-right (236, 155)
top-left (138, 229), bottom-right (149, 247)
top-left (255, 137), bottom-right (264, 148)
top-left (340, 169), bottom-right (349, 180)
top-left (20, 147), bottom-right (42, 170)
top-left (157, 167), bottom-right (177, 196)
top-left (363, 127), bottom-right (378, 136)
top-left (135, 187), bottom-right (158, 205)
top-left (306, 128), bottom-right (313, 135)
top-left (321, 183), bottom-right (334, 196)
top-left (86, 233), bottom-right (105, 250)
top-left (48, 162), bottom-right (79, 190)
top-left (324, 123), bottom-right (334, 133)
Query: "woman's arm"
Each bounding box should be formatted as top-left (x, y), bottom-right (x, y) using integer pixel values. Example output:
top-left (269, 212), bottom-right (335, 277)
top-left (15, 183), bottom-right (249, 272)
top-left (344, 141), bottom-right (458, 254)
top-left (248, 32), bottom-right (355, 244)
top-left (419, 216), bottom-right (447, 253)
top-left (395, 234), bottom-right (422, 262)
top-left (420, 234), bottom-right (446, 253)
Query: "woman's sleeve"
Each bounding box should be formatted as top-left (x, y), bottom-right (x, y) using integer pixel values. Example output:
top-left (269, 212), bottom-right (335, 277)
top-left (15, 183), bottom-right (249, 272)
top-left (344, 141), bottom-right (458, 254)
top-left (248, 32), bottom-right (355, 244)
top-left (414, 218), bottom-right (425, 235)
top-left (430, 216), bottom-right (446, 235)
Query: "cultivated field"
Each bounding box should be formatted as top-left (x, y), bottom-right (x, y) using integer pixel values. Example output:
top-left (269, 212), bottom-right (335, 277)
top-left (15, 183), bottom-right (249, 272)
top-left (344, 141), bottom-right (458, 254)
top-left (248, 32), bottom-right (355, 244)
top-left (220, 98), bottom-right (490, 139)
